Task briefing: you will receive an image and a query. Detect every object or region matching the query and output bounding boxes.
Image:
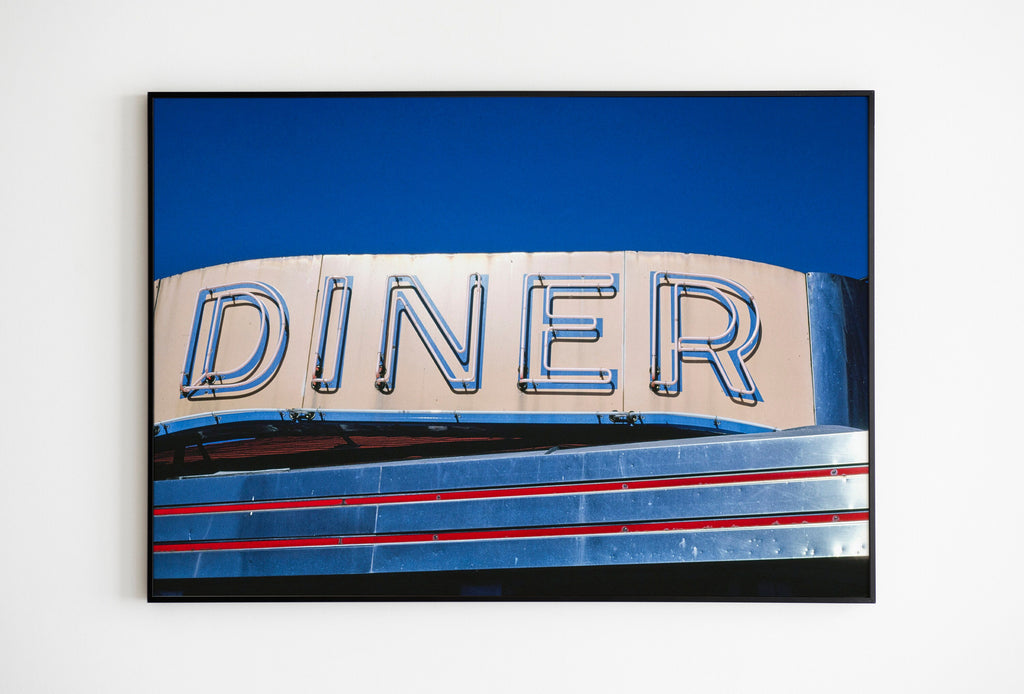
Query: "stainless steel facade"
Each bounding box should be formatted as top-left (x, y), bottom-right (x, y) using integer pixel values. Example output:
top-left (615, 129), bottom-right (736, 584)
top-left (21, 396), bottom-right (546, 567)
top-left (153, 427), bottom-right (868, 582)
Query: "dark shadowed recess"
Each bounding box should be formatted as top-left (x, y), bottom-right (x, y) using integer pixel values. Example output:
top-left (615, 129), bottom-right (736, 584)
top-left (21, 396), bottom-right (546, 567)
top-left (152, 556), bottom-right (871, 601)
top-left (152, 423), bottom-right (710, 480)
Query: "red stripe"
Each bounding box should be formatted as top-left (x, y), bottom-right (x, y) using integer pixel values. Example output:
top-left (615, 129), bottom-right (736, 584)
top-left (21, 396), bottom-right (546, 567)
top-left (155, 536), bottom-right (339, 553)
top-left (153, 511), bottom-right (870, 553)
top-left (154, 465), bottom-right (869, 517)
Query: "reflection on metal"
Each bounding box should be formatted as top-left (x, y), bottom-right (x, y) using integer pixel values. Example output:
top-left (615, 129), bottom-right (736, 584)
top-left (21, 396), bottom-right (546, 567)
top-left (375, 274), bottom-right (487, 393)
top-left (153, 468), bottom-right (868, 538)
top-left (155, 425), bottom-right (865, 506)
top-left (180, 282), bottom-right (289, 398)
top-left (152, 426), bottom-right (869, 580)
top-left (155, 512), bottom-right (867, 551)
top-left (649, 272), bottom-right (762, 402)
top-left (310, 276), bottom-right (353, 393)
top-left (806, 273), bottom-right (869, 428)
top-left (517, 273), bottom-right (619, 392)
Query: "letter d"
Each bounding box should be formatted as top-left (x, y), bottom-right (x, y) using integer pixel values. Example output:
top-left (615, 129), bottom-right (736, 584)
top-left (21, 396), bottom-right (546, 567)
top-left (179, 282), bottom-right (289, 399)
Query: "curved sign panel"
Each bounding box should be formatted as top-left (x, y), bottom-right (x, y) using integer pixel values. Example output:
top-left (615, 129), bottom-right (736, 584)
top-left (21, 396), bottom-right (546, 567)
top-left (153, 251), bottom-right (816, 434)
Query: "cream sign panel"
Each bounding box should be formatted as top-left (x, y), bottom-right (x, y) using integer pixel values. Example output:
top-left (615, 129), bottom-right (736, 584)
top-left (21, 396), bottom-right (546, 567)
top-left (152, 251), bottom-right (814, 432)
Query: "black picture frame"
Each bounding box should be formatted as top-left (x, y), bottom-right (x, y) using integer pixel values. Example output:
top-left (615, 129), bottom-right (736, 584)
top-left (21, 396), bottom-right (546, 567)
top-left (149, 91), bottom-right (873, 602)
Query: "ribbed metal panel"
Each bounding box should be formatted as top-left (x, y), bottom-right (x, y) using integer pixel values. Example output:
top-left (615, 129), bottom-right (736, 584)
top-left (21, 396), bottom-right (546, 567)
top-left (153, 426), bottom-right (868, 580)
top-left (154, 425), bottom-right (865, 506)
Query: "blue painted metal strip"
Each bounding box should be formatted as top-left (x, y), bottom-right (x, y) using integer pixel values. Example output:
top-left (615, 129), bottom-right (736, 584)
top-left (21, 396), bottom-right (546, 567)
top-left (379, 477), bottom-right (867, 535)
top-left (153, 521), bottom-right (869, 580)
top-left (154, 544), bottom-right (376, 579)
top-left (154, 476), bottom-right (868, 543)
top-left (154, 408), bottom-right (776, 438)
top-left (154, 505), bottom-right (378, 543)
top-left (154, 426), bottom-right (866, 506)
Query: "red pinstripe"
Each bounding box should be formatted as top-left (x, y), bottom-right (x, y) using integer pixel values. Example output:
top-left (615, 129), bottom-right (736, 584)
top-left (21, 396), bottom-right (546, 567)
top-left (154, 511), bottom-right (870, 553)
top-left (154, 465), bottom-right (868, 517)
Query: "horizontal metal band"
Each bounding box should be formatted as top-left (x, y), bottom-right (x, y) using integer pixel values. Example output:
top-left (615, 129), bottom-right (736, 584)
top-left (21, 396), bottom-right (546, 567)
top-left (154, 477), bottom-right (869, 543)
top-left (156, 465), bottom-right (868, 516)
top-left (155, 511), bottom-right (868, 553)
top-left (154, 426), bottom-right (867, 507)
top-left (152, 514), bottom-right (870, 579)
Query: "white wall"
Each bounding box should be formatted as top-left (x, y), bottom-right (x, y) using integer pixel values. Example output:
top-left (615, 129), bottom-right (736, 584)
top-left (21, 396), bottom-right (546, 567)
top-left (2, 2), bottom-right (1021, 691)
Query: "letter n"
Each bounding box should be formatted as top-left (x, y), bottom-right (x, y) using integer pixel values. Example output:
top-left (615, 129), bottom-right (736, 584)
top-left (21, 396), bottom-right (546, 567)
top-left (374, 274), bottom-right (486, 393)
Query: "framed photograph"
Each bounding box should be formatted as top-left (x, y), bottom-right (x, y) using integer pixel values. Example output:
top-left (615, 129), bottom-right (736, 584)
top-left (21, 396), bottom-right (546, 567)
top-left (149, 92), bottom-right (872, 601)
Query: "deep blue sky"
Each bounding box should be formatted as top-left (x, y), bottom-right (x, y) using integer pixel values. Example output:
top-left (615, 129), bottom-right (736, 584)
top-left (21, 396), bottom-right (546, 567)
top-left (152, 95), bottom-right (869, 280)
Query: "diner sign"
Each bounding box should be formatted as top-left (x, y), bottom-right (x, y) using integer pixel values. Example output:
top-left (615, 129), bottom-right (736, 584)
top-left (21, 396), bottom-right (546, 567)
top-left (153, 251), bottom-right (816, 433)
